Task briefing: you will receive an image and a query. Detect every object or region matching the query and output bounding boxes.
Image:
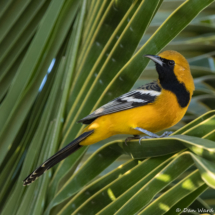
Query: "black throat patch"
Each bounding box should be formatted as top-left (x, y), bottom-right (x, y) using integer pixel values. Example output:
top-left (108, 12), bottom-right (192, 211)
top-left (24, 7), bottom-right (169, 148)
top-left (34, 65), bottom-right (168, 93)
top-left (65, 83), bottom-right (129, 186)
top-left (156, 61), bottom-right (190, 108)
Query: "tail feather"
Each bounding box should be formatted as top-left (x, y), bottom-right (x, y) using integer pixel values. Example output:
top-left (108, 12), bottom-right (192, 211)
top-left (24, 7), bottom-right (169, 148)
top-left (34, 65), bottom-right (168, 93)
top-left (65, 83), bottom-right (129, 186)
top-left (23, 130), bottom-right (93, 186)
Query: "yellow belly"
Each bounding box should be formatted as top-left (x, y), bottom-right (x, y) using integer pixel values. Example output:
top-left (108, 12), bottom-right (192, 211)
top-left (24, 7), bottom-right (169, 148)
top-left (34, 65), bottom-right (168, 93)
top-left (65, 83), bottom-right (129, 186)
top-left (80, 89), bottom-right (189, 145)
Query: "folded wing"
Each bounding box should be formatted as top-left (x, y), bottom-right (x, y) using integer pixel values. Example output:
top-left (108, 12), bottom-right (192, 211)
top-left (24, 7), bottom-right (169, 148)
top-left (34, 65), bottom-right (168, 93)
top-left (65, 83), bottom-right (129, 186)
top-left (78, 81), bottom-right (161, 124)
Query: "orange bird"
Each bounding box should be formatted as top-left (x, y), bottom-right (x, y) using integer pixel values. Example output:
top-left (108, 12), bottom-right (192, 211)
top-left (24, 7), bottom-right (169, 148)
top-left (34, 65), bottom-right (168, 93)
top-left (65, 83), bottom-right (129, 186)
top-left (23, 50), bottom-right (194, 185)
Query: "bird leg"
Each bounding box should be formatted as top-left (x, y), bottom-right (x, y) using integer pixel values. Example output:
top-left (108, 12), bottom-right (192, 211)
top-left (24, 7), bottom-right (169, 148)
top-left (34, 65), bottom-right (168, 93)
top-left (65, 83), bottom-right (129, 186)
top-left (125, 135), bottom-right (141, 145)
top-left (134, 127), bottom-right (173, 144)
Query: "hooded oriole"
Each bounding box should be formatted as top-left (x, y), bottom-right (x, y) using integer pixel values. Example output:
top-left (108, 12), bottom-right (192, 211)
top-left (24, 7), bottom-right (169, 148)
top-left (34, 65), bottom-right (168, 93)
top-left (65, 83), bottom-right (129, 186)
top-left (23, 50), bottom-right (194, 185)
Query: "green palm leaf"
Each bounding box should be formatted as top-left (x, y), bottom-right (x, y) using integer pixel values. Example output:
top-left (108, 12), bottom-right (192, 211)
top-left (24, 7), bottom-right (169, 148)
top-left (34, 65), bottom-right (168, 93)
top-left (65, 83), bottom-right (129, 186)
top-left (1, 0), bottom-right (215, 214)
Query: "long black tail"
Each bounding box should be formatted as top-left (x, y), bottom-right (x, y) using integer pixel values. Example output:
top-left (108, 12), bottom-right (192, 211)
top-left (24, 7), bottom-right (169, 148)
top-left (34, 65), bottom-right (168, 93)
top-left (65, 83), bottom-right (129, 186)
top-left (23, 130), bottom-right (93, 186)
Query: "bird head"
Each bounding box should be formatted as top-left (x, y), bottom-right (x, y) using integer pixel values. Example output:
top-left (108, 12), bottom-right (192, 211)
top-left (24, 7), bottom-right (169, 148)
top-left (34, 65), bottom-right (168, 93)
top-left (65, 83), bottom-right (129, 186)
top-left (145, 50), bottom-right (195, 94)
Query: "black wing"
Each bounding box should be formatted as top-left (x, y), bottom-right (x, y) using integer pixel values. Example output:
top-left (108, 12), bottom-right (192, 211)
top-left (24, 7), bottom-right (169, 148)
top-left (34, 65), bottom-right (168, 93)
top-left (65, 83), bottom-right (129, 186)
top-left (78, 81), bottom-right (161, 124)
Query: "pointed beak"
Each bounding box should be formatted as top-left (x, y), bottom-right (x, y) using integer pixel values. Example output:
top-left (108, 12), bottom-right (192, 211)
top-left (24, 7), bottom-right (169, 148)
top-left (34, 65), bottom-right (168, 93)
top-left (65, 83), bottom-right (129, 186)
top-left (145, 55), bottom-right (163, 66)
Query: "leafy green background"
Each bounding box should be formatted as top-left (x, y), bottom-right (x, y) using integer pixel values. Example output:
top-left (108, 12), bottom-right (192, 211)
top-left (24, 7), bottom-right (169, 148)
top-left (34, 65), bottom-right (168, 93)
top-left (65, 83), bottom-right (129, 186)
top-left (1, 0), bottom-right (215, 214)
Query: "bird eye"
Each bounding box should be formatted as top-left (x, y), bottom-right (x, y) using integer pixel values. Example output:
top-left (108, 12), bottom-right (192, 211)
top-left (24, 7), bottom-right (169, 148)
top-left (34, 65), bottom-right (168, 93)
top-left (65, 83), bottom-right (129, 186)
top-left (168, 60), bottom-right (175, 66)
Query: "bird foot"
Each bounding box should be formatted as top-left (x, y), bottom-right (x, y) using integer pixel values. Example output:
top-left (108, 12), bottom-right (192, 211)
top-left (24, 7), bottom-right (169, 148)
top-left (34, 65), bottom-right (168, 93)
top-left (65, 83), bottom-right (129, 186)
top-left (125, 135), bottom-right (141, 146)
top-left (134, 127), bottom-right (173, 144)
